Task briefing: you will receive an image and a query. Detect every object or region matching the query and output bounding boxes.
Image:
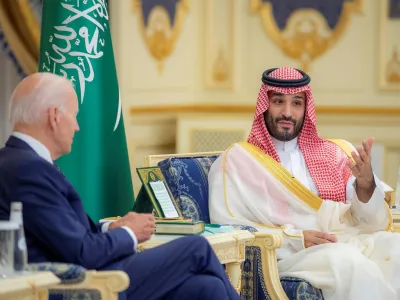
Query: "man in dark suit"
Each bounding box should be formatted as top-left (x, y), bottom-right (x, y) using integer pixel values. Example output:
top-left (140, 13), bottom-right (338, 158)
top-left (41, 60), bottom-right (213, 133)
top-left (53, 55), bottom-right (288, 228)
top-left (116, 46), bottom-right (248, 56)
top-left (0, 72), bottom-right (241, 300)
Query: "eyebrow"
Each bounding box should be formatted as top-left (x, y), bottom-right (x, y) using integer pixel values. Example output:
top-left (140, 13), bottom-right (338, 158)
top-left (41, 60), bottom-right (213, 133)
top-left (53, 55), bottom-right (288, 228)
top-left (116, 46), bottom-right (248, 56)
top-left (271, 92), bottom-right (305, 100)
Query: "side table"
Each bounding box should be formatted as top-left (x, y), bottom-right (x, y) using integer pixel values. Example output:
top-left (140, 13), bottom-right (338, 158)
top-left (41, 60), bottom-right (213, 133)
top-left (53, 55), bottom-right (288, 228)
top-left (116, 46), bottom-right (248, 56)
top-left (138, 230), bottom-right (255, 293)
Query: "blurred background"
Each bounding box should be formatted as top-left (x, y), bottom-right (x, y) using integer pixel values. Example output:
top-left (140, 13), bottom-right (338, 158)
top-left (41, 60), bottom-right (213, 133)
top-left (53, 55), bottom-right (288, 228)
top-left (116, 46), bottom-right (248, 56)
top-left (0, 0), bottom-right (399, 196)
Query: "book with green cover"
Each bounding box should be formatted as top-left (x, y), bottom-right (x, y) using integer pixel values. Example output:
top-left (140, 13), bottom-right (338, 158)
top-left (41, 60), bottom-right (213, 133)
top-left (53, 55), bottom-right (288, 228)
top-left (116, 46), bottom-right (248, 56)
top-left (155, 220), bottom-right (205, 235)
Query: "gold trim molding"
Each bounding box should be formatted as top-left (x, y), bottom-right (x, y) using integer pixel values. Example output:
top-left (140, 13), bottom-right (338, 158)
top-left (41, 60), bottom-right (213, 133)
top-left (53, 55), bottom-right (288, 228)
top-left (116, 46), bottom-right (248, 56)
top-left (250, 0), bottom-right (362, 71)
top-left (130, 105), bottom-right (400, 115)
top-left (132, 0), bottom-right (189, 72)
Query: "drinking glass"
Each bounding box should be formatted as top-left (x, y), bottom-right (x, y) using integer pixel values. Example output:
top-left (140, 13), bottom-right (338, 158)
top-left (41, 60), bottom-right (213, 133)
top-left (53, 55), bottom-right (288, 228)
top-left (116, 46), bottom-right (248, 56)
top-left (0, 221), bottom-right (18, 277)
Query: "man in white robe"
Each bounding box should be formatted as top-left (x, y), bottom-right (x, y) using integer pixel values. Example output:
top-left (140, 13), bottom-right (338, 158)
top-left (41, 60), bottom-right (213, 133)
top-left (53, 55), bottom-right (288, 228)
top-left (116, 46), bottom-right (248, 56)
top-left (208, 66), bottom-right (400, 299)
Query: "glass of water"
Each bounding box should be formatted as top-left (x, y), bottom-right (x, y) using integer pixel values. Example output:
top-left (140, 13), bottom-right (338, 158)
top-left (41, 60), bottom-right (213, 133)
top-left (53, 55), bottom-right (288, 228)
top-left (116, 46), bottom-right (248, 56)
top-left (0, 221), bottom-right (18, 277)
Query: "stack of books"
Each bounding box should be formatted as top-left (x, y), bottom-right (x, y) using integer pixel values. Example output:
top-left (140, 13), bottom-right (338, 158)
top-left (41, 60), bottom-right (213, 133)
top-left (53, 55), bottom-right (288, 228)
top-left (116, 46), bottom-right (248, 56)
top-left (155, 218), bottom-right (205, 235)
top-left (99, 216), bottom-right (209, 235)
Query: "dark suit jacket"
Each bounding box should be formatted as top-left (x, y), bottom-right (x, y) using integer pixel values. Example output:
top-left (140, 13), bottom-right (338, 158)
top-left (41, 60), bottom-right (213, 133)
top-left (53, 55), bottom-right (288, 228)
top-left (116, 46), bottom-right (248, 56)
top-left (0, 136), bottom-right (134, 269)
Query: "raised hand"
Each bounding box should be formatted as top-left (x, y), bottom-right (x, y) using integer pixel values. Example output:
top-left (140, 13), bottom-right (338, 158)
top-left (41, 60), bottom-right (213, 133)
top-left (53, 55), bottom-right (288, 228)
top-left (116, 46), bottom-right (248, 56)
top-left (347, 137), bottom-right (376, 202)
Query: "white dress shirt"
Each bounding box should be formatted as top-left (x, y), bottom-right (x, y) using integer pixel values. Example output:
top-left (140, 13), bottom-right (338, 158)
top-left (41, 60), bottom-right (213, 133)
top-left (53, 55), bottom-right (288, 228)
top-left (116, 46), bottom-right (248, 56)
top-left (12, 131), bottom-right (138, 251)
top-left (271, 137), bottom-right (387, 224)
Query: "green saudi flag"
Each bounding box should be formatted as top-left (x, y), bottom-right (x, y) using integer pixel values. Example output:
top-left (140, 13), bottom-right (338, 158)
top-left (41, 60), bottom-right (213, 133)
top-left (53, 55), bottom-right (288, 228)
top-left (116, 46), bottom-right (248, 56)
top-left (38, 0), bottom-right (134, 221)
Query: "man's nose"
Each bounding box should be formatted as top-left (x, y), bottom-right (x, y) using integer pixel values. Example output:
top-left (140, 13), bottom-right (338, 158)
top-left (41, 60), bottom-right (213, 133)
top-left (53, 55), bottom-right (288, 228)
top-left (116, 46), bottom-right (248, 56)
top-left (282, 103), bottom-right (292, 118)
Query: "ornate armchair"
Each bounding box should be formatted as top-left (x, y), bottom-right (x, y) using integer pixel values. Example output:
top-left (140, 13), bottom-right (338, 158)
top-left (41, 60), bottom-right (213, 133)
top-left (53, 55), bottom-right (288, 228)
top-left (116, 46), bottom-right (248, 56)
top-left (144, 152), bottom-right (324, 300)
top-left (27, 263), bottom-right (129, 300)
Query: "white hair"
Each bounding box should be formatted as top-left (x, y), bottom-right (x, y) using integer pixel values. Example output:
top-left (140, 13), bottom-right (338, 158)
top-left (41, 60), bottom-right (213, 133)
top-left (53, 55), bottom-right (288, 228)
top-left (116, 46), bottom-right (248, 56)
top-left (9, 73), bottom-right (75, 126)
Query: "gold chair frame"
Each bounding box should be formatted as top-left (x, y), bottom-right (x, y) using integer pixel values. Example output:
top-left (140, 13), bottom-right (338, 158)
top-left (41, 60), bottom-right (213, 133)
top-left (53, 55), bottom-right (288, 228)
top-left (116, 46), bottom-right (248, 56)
top-left (52, 271), bottom-right (130, 299)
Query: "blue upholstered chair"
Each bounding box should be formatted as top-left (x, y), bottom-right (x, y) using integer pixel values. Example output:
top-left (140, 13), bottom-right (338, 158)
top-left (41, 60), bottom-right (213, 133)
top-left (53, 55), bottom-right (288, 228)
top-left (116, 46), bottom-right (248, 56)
top-left (27, 263), bottom-right (129, 300)
top-left (144, 152), bottom-right (324, 300)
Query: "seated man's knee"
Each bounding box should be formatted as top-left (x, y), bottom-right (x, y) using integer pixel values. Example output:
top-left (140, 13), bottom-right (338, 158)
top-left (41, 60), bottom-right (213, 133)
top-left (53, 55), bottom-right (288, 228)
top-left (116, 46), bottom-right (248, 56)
top-left (181, 235), bottom-right (210, 250)
top-left (190, 275), bottom-right (228, 299)
top-left (334, 244), bottom-right (370, 265)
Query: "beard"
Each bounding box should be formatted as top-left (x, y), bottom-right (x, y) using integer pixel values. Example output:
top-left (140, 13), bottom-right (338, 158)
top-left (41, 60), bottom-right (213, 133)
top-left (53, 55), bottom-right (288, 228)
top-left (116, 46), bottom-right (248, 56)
top-left (264, 112), bottom-right (304, 142)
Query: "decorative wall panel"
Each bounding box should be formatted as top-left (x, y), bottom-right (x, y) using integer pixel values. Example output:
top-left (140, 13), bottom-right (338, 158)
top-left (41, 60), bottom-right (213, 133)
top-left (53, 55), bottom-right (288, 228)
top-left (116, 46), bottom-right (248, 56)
top-left (379, 0), bottom-right (400, 90)
top-left (191, 129), bottom-right (244, 152)
top-left (132, 0), bottom-right (189, 72)
top-left (250, 0), bottom-right (362, 71)
top-left (204, 0), bottom-right (234, 89)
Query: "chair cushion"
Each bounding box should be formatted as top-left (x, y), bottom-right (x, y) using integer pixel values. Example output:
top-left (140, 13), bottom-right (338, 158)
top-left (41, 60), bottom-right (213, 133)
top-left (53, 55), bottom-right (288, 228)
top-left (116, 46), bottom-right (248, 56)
top-left (158, 155), bottom-right (219, 223)
top-left (27, 263), bottom-right (101, 300)
top-left (48, 289), bottom-right (101, 300)
top-left (281, 277), bottom-right (324, 300)
top-left (27, 262), bottom-right (86, 284)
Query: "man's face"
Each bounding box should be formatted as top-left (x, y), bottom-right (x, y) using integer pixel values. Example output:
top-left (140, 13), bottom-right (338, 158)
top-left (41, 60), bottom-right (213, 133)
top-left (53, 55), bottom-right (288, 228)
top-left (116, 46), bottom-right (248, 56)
top-left (264, 91), bottom-right (306, 142)
top-left (53, 90), bottom-right (80, 155)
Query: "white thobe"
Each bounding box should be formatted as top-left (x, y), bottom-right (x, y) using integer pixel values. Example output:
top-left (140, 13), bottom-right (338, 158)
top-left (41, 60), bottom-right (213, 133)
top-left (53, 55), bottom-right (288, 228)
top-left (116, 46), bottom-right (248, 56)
top-left (208, 141), bottom-right (399, 299)
top-left (209, 138), bottom-right (388, 255)
top-left (271, 136), bottom-right (387, 237)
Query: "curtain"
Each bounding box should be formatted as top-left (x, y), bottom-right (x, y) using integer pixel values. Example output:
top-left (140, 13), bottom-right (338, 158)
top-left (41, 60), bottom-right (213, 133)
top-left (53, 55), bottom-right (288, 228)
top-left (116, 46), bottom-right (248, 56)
top-left (0, 0), bottom-right (41, 75)
top-left (0, 45), bottom-right (20, 146)
top-left (0, 0), bottom-right (42, 144)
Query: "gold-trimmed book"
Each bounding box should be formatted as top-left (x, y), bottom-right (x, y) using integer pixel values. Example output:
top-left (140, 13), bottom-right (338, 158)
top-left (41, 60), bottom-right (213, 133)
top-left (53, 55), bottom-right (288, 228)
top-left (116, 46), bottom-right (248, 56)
top-left (134, 167), bottom-right (184, 219)
top-left (155, 220), bottom-right (205, 235)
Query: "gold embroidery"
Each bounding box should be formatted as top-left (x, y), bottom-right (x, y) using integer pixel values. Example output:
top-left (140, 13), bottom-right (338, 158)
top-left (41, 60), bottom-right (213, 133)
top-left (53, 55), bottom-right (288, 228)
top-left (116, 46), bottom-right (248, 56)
top-left (282, 229), bottom-right (303, 238)
top-left (238, 142), bottom-right (323, 211)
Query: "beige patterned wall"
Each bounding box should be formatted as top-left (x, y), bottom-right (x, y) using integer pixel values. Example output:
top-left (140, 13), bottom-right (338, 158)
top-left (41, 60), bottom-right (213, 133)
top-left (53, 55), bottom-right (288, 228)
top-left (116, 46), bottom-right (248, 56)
top-left (110, 0), bottom-right (400, 195)
top-left (190, 130), bottom-right (244, 152)
top-left (0, 46), bottom-right (20, 146)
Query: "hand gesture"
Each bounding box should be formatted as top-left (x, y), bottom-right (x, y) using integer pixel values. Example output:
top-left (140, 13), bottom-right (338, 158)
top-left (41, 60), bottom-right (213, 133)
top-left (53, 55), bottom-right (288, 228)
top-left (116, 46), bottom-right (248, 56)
top-left (303, 230), bottom-right (337, 248)
top-left (109, 212), bottom-right (155, 243)
top-left (347, 137), bottom-right (375, 189)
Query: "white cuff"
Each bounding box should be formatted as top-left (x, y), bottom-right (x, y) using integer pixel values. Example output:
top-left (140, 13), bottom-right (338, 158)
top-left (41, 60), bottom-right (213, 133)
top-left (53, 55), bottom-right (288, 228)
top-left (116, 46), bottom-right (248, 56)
top-left (121, 226), bottom-right (138, 251)
top-left (349, 173), bottom-right (389, 230)
top-left (351, 173), bottom-right (386, 217)
top-left (101, 221), bottom-right (112, 233)
top-left (281, 225), bottom-right (305, 252)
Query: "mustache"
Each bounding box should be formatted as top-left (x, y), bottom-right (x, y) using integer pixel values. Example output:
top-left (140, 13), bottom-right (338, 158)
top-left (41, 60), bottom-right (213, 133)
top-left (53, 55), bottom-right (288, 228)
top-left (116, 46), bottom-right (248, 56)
top-left (275, 116), bottom-right (296, 124)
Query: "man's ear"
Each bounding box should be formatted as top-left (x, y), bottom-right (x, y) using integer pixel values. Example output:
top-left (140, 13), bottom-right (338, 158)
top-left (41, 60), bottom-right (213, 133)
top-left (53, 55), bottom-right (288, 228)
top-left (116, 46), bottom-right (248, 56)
top-left (48, 106), bottom-right (61, 130)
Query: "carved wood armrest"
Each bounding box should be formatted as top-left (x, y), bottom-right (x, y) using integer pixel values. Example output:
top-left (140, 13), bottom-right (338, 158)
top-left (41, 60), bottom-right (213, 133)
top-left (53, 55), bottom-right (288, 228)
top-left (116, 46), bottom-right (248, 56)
top-left (385, 190), bottom-right (395, 207)
top-left (51, 270), bottom-right (130, 300)
top-left (253, 233), bottom-right (288, 300)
